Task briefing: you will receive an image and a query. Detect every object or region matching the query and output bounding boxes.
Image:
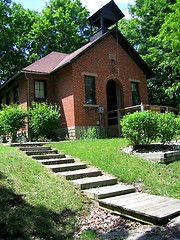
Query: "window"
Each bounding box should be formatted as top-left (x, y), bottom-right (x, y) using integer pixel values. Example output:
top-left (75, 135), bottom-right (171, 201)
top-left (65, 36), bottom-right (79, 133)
top-left (84, 76), bottom-right (96, 104)
top-left (13, 86), bottom-right (19, 104)
top-left (6, 91), bottom-right (11, 105)
top-left (131, 82), bottom-right (140, 105)
top-left (34, 80), bottom-right (46, 99)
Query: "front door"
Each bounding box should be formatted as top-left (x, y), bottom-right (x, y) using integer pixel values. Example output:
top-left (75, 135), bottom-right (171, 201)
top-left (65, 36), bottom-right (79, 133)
top-left (106, 80), bottom-right (122, 125)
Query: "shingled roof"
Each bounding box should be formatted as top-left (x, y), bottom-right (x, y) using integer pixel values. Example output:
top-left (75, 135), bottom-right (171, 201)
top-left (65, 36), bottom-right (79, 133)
top-left (22, 28), bottom-right (153, 78)
top-left (0, 28), bottom-right (153, 90)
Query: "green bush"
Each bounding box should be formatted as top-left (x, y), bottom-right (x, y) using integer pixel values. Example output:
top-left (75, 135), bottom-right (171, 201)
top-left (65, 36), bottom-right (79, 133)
top-left (157, 112), bottom-right (176, 144)
top-left (28, 102), bottom-right (60, 139)
top-left (0, 104), bottom-right (27, 142)
top-left (175, 116), bottom-right (180, 137)
top-left (120, 111), bottom-right (158, 146)
top-left (120, 110), bottom-right (177, 146)
top-left (79, 127), bottom-right (100, 140)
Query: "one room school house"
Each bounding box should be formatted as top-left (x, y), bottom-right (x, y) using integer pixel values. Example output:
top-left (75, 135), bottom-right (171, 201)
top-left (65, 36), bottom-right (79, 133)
top-left (0, 0), bottom-right (153, 139)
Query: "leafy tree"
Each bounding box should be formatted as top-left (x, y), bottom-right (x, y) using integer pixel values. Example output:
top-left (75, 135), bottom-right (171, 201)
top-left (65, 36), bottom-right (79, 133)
top-left (119, 0), bottom-right (179, 107)
top-left (28, 102), bottom-right (60, 139)
top-left (0, 0), bottom-right (38, 82)
top-left (0, 0), bottom-right (89, 83)
top-left (28, 0), bottom-right (89, 58)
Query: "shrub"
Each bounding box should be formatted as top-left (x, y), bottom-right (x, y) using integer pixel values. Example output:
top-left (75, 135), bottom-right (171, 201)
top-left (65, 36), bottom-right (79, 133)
top-left (28, 102), bottom-right (60, 139)
top-left (120, 111), bottom-right (158, 146)
top-left (1, 104), bottom-right (27, 142)
top-left (175, 116), bottom-right (180, 137)
top-left (79, 127), bottom-right (100, 140)
top-left (121, 110), bottom-right (178, 146)
top-left (157, 112), bottom-right (177, 144)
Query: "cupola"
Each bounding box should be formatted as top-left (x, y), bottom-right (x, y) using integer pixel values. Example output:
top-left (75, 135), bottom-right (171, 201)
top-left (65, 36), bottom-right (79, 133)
top-left (88, 0), bottom-right (124, 42)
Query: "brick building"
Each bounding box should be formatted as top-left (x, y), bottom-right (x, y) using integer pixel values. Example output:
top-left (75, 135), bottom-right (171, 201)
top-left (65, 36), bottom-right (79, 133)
top-left (0, 1), bottom-right (153, 139)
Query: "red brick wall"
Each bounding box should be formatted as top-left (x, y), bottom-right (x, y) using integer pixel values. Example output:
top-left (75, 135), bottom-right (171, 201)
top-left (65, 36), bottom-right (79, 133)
top-left (72, 34), bottom-right (149, 127)
top-left (52, 65), bottom-right (75, 128)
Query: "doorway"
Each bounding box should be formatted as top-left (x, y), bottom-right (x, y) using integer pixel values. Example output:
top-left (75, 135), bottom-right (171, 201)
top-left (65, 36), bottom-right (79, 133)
top-left (106, 80), bottom-right (122, 125)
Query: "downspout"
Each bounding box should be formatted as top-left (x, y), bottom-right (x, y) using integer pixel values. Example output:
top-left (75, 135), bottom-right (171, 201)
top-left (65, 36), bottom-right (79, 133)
top-left (24, 72), bottom-right (31, 141)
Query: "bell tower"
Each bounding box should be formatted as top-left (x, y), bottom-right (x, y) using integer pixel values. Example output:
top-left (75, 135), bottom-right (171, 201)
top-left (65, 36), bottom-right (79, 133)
top-left (88, 0), bottom-right (124, 42)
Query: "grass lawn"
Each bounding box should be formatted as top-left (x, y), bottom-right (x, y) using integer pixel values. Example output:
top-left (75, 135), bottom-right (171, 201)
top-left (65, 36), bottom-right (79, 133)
top-left (49, 138), bottom-right (180, 199)
top-left (0, 144), bottom-right (89, 239)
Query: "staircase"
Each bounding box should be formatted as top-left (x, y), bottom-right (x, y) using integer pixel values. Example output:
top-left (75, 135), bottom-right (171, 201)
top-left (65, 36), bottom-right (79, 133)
top-left (11, 142), bottom-right (180, 225)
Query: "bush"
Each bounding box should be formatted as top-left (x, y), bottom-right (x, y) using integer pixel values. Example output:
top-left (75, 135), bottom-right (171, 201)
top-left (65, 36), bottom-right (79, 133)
top-left (120, 111), bottom-right (158, 146)
top-left (120, 111), bottom-right (177, 146)
top-left (0, 105), bottom-right (27, 142)
top-left (157, 112), bottom-right (176, 144)
top-left (79, 127), bottom-right (100, 140)
top-left (175, 116), bottom-right (180, 137)
top-left (28, 102), bottom-right (60, 139)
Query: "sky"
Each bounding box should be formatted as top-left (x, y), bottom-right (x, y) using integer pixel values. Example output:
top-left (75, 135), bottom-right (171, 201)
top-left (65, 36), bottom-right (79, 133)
top-left (13, 0), bottom-right (135, 19)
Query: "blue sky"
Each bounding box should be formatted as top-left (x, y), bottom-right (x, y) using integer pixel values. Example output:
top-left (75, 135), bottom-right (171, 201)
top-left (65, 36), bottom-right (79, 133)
top-left (13, 0), bottom-right (134, 19)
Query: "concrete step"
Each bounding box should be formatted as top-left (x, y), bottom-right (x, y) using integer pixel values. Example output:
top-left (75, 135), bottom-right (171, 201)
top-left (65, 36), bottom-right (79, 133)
top-left (26, 149), bottom-right (58, 156)
top-left (32, 153), bottom-right (65, 160)
top-left (56, 168), bottom-right (102, 180)
top-left (72, 175), bottom-right (117, 190)
top-left (19, 146), bottom-right (52, 151)
top-left (46, 163), bottom-right (87, 173)
top-left (83, 184), bottom-right (136, 200)
top-left (98, 193), bottom-right (180, 225)
top-left (10, 142), bottom-right (46, 147)
top-left (37, 158), bottom-right (75, 165)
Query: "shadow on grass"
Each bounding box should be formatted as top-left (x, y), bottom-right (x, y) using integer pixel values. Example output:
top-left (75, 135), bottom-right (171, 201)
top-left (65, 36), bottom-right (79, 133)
top-left (0, 172), bottom-right (76, 240)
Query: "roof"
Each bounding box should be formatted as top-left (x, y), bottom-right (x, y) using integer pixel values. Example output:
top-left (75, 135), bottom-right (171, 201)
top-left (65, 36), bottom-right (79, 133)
top-left (0, 28), bottom-right (154, 90)
top-left (23, 51), bottom-right (68, 74)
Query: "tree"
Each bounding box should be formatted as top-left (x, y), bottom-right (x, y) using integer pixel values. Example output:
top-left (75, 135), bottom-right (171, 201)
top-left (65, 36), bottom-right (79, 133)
top-left (0, 0), bottom-right (89, 83)
top-left (119, 0), bottom-right (179, 107)
top-left (28, 0), bottom-right (89, 58)
top-left (0, 0), bottom-right (38, 82)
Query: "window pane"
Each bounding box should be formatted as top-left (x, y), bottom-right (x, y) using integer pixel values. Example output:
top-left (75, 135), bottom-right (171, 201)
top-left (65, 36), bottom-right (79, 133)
top-left (131, 82), bottom-right (140, 105)
top-left (35, 80), bottom-right (46, 99)
top-left (85, 76), bottom-right (96, 104)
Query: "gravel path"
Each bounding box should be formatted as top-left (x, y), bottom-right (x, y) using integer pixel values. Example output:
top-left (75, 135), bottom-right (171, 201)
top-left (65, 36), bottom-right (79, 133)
top-left (75, 205), bottom-right (180, 239)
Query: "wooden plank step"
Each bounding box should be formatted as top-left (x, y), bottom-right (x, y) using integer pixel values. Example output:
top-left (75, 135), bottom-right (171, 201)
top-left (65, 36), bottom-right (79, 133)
top-left (98, 193), bottom-right (180, 225)
top-left (10, 142), bottom-right (46, 147)
top-left (26, 149), bottom-right (58, 155)
top-left (56, 168), bottom-right (102, 180)
top-left (72, 175), bottom-right (117, 190)
top-left (19, 146), bottom-right (52, 151)
top-left (83, 184), bottom-right (135, 200)
top-left (31, 153), bottom-right (65, 160)
top-left (37, 158), bottom-right (75, 165)
top-left (45, 163), bottom-right (87, 172)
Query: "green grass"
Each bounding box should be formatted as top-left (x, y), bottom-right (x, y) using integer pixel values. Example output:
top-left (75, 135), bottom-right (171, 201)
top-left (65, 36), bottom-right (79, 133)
top-left (0, 144), bottom-right (89, 239)
top-left (49, 139), bottom-right (180, 199)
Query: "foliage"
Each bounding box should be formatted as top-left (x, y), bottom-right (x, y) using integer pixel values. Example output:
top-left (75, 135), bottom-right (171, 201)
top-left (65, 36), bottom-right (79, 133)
top-left (79, 127), bottom-right (100, 140)
top-left (157, 112), bottom-right (176, 144)
top-left (119, 0), bottom-right (179, 107)
top-left (120, 111), bottom-right (177, 146)
top-left (50, 139), bottom-right (180, 199)
top-left (120, 111), bottom-right (158, 146)
top-left (0, 0), bottom-right (89, 83)
top-left (175, 116), bottom-right (180, 137)
top-left (0, 144), bottom-right (87, 239)
top-left (28, 102), bottom-right (60, 139)
top-left (0, 0), bottom-right (38, 82)
top-left (0, 104), bottom-right (27, 141)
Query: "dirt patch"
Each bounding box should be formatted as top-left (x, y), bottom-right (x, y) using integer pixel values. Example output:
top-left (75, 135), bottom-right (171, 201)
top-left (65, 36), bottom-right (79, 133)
top-left (75, 206), bottom-right (180, 239)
